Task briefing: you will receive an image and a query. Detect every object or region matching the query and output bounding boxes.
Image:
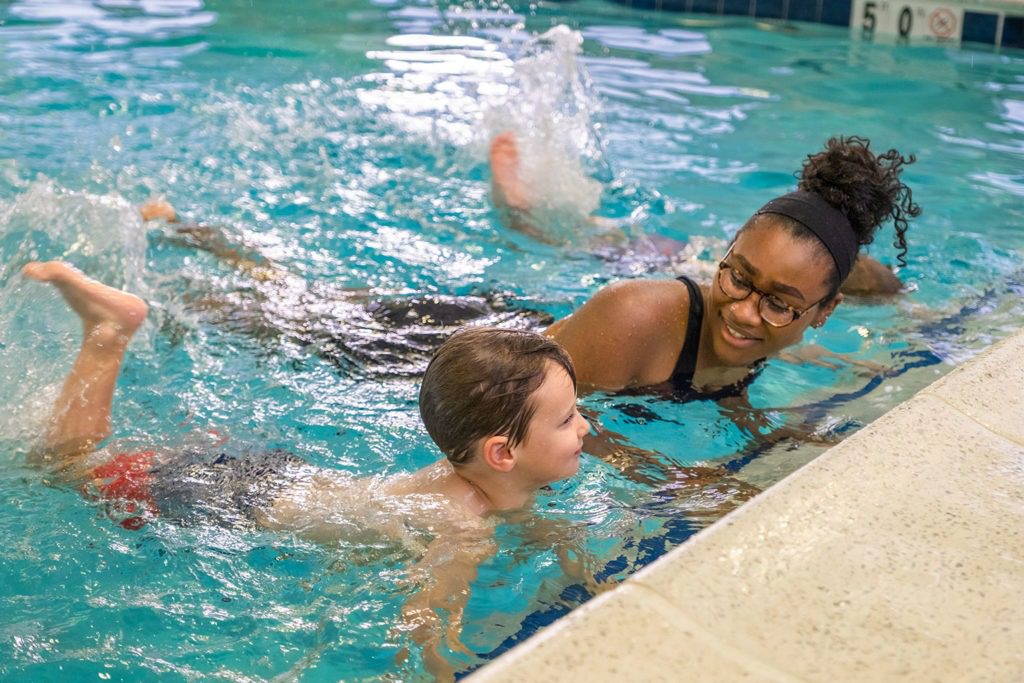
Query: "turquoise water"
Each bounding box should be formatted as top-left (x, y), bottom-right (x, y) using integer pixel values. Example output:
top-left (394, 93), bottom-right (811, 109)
top-left (1, 0), bottom-right (1023, 679)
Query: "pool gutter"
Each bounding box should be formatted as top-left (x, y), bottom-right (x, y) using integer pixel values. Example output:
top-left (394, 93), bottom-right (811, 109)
top-left (467, 327), bottom-right (1024, 681)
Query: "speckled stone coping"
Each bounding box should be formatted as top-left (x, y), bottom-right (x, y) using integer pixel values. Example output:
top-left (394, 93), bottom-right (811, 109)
top-left (468, 328), bottom-right (1024, 683)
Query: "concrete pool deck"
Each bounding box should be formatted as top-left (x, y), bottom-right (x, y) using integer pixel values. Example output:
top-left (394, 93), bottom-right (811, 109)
top-left (469, 328), bottom-right (1024, 682)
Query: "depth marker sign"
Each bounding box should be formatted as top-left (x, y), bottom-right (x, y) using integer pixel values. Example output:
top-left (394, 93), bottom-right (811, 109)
top-left (853, 0), bottom-right (964, 43)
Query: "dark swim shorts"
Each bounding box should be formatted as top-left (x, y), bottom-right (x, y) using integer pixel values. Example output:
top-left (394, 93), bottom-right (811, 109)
top-left (88, 448), bottom-right (308, 530)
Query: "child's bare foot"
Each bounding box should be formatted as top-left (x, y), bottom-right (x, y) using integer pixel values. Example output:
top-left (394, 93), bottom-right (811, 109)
top-left (489, 132), bottom-right (531, 213)
top-left (22, 261), bottom-right (148, 344)
top-left (139, 199), bottom-right (178, 223)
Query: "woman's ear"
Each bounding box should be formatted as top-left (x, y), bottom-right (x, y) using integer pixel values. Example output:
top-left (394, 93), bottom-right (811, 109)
top-left (480, 435), bottom-right (515, 472)
top-left (813, 292), bottom-right (843, 328)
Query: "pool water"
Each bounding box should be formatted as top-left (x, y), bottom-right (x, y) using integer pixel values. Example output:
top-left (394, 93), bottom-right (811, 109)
top-left (1, 0), bottom-right (1023, 679)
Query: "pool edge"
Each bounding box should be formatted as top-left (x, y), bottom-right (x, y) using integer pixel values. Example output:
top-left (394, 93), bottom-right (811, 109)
top-left (466, 327), bottom-right (1024, 682)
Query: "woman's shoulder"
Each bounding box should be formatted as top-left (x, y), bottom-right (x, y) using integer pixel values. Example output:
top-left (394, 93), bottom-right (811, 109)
top-left (588, 278), bottom-right (697, 385)
top-left (593, 277), bottom-right (694, 328)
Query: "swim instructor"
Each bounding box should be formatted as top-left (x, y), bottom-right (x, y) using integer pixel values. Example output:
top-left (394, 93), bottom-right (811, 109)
top-left (517, 136), bottom-right (921, 395)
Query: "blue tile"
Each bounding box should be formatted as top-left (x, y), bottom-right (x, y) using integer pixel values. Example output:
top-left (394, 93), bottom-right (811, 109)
top-left (756, 0), bottom-right (785, 19)
top-left (961, 11), bottom-right (998, 45)
top-left (660, 0), bottom-right (691, 9)
top-left (723, 0), bottom-right (752, 15)
top-left (1003, 15), bottom-right (1024, 49)
top-left (691, 0), bottom-right (721, 14)
top-left (788, 0), bottom-right (820, 22)
top-left (820, 0), bottom-right (852, 26)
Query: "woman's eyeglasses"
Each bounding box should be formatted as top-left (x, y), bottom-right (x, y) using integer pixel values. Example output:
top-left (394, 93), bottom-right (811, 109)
top-left (716, 260), bottom-right (827, 328)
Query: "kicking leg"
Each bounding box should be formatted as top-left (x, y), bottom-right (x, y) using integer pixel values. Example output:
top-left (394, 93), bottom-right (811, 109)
top-left (490, 132), bottom-right (554, 242)
top-left (490, 131), bottom-right (627, 246)
top-left (168, 224), bottom-right (284, 282)
top-left (139, 199), bottom-right (178, 223)
top-left (490, 131), bottom-right (531, 214)
top-left (22, 262), bottom-right (148, 470)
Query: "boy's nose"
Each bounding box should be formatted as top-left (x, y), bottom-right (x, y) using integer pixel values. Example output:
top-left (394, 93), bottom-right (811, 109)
top-left (576, 413), bottom-right (589, 438)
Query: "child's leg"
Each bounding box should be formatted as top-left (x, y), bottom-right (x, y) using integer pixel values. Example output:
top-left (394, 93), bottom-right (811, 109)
top-left (490, 132), bottom-right (560, 243)
top-left (22, 262), bottom-right (148, 470)
top-left (490, 132), bottom-right (531, 215)
top-left (166, 223), bottom-right (283, 280)
top-left (141, 198), bottom-right (284, 281)
top-left (490, 131), bottom-right (626, 245)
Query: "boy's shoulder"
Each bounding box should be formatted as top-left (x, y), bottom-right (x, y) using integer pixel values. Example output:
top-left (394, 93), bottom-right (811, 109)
top-left (383, 460), bottom-right (492, 521)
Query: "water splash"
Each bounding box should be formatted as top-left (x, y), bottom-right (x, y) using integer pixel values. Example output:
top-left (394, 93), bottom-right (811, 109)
top-left (480, 25), bottom-right (605, 235)
top-left (0, 177), bottom-right (149, 290)
top-left (0, 178), bottom-right (152, 446)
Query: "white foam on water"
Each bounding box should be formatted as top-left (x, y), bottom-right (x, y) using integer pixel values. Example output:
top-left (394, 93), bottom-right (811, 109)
top-left (0, 177), bottom-right (149, 290)
top-left (478, 25), bottom-right (606, 240)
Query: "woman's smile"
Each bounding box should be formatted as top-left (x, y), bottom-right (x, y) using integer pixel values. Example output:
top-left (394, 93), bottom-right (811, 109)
top-left (719, 311), bottom-right (764, 346)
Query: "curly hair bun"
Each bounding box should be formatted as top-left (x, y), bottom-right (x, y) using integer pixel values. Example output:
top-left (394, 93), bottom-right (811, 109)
top-left (799, 136), bottom-right (921, 267)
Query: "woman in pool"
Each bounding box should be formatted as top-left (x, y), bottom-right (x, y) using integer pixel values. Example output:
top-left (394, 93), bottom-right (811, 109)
top-left (490, 133), bottom-right (921, 398)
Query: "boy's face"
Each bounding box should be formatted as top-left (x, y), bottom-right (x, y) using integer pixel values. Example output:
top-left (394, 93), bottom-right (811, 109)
top-left (510, 362), bottom-right (588, 487)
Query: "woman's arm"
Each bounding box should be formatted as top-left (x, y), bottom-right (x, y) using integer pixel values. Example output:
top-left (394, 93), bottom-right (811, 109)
top-left (776, 343), bottom-right (889, 376)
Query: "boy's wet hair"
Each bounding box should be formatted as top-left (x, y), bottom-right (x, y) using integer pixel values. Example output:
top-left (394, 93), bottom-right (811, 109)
top-left (419, 327), bottom-right (576, 466)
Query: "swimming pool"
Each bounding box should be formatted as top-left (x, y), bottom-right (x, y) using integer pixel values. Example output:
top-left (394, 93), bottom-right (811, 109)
top-left (1, 0), bottom-right (1022, 679)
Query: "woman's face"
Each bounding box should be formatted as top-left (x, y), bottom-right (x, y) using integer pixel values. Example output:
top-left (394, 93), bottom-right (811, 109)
top-left (704, 217), bottom-right (842, 368)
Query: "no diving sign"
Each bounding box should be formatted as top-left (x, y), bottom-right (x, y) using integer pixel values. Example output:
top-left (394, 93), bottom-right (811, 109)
top-left (928, 7), bottom-right (957, 38)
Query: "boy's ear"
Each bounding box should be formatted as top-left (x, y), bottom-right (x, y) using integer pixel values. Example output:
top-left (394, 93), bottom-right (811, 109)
top-left (481, 435), bottom-right (516, 473)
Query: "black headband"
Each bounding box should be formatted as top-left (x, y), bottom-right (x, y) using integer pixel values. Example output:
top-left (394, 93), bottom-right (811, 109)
top-left (754, 190), bottom-right (859, 282)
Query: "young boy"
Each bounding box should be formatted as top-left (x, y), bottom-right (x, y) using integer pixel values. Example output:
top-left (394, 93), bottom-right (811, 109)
top-left (21, 260), bottom-right (590, 681)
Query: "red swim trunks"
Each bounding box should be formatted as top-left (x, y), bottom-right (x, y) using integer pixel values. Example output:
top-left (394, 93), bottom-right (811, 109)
top-left (89, 451), bottom-right (159, 530)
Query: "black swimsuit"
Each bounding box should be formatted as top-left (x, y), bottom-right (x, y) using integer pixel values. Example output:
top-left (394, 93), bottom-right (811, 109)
top-left (669, 276), bottom-right (705, 388)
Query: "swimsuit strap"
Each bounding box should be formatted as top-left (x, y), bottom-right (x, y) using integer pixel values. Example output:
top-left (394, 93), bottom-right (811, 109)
top-left (670, 275), bottom-right (704, 387)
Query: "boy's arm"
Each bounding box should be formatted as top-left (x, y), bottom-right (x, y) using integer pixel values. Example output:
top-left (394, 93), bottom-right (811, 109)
top-left (399, 526), bottom-right (497, 682)
top-left (257, 472), bottom-right (381, 544)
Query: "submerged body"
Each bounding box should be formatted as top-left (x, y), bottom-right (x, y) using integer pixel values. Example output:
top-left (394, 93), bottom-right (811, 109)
top-left (77, 446), bottom-right (492, 551)
top-left (160, 219), bottom-right (553, 378)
